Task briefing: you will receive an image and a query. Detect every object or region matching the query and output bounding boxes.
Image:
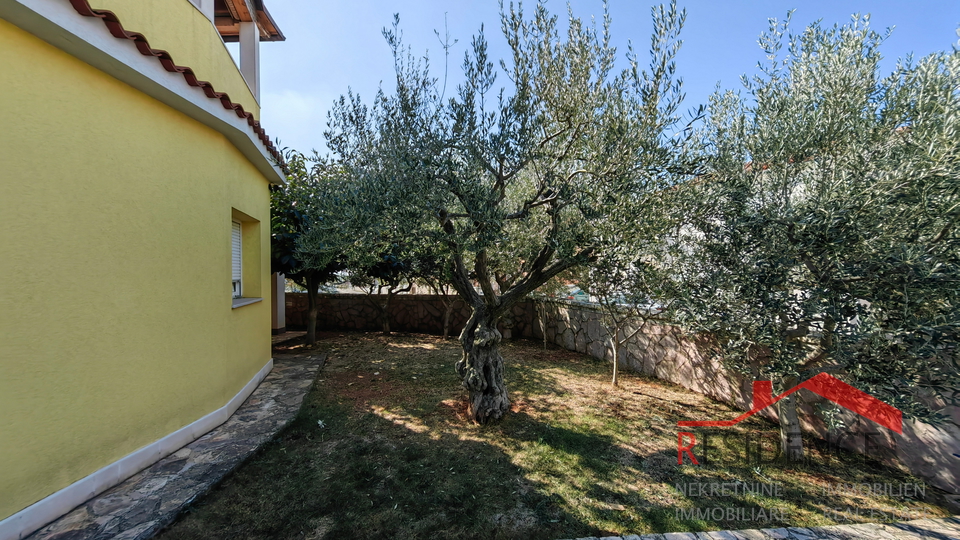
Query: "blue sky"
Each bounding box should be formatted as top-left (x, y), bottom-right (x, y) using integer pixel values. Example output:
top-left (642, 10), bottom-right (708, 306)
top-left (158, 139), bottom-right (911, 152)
top-left (252, 1), bottom-right (960, 154)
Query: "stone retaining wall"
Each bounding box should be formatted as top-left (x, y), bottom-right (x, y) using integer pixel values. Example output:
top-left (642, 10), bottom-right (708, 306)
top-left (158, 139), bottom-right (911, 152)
top-left (285, 293), bottom-right (960, 507)
top-left (283, 293), bottom-right (539, 339)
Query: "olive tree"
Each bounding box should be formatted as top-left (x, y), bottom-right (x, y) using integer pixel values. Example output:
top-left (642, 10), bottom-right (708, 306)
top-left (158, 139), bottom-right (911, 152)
top-left (306, 1), bottom-right (695, 423)
top-left (271, 151), bottom-right (345, 345)
top-left (348, 247), bottom-right (416, 335)
top-left (576, 202), bottom-right (679, 387)
top-left (294, 159), bottom-right (448, 336)
top-left (670, 15), bottom-right (960, 460)
top-left (414, 254), bottom-right (462, 340)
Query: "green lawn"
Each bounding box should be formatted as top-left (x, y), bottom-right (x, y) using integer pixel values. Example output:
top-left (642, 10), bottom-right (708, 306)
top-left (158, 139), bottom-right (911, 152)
top-left (157, 332), bottom-right (950, 540)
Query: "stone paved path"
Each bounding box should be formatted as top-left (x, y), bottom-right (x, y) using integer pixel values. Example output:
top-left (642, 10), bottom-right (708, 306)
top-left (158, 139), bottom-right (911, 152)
top-left (26, 353), bottom-right (325, 540)
top-left (271, 330), bottom-right (305, 345)
top-left (560, 516), bottom-right (960, 540)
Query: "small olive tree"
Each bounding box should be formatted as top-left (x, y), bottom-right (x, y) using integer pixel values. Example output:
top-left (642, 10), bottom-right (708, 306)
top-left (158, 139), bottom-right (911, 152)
top-left (271, 151), bottom-right (345, 345)
top-left (576, 204), bottom-right (679, 387)
top-left (349, 249), bottom-right (414, 335)
top-left (305, 1), bottom-right (696, 423)
top-left (414, 254), bottom-right (462, 339)
top-left (670, 15), bottom-right (960, 460)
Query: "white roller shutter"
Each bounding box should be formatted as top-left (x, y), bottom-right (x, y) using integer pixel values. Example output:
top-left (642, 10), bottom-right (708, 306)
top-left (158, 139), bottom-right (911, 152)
top-left (231, 220), bottom-right (242, 297)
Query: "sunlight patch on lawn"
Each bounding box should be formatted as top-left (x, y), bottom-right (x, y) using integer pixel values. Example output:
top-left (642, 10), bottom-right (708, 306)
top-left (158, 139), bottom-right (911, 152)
top-left (370, 405), bottom-right (430, 434)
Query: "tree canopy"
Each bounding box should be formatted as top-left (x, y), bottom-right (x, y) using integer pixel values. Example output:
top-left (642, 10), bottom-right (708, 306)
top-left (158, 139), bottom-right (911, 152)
top-left (667, 14), bottom-right (960, 459)
top-left (288, 3), bottom-right (958, 437)
top-left (270, 151), bottom-right (345, 344)
top-left (300, 0), bottom-right (698, 422)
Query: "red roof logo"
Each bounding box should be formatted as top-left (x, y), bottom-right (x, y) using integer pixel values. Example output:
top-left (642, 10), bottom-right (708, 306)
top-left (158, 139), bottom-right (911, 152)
top-left (677, 373), bottom-right (902, 434)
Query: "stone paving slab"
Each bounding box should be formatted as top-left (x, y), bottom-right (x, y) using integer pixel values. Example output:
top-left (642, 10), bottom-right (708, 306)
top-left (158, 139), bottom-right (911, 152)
top-left (271, 330), bottom-right (306, 345)
top-left (26, 353), bottom-right (326, 540)
top-left (560, 516), bottom-right (960, 540)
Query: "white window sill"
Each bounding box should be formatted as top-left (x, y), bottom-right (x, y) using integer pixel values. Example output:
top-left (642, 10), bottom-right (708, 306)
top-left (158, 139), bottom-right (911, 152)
top-left (232, 297), bottom-right (263, 309)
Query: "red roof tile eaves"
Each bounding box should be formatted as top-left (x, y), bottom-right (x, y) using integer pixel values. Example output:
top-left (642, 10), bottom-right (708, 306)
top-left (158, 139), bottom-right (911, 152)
top-left (67, 0), bottom-right (284, 166)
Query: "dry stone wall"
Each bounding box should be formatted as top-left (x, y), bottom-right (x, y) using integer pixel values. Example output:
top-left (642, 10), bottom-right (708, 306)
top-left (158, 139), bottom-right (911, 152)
top-left (285, 293), bottom-right (960, 506)
top-left (284, 293), bottom-right (538, 339)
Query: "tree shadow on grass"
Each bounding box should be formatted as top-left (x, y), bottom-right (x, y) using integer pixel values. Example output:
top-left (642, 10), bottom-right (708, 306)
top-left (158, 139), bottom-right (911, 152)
top-left (649, 429), bottom-right (953, 533)
top-left (498, 412), bottom-right (671, 535)
top-left (500, 410), bottom-right (952, 535)
top-left (157, 397), bottom-right (616, 540)
top-left (163, 334), bottom-right (952, 539)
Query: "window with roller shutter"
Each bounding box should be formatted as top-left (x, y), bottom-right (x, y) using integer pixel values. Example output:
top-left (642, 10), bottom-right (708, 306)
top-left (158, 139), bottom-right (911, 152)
top-left (230, 209), bottom-right (262, 308)
top-left (231, 220), bottom-right (242, 298)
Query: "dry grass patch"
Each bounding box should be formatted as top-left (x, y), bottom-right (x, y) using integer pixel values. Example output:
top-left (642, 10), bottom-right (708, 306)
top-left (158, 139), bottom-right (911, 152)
top-left (157, 332), bottom-right (951, 540)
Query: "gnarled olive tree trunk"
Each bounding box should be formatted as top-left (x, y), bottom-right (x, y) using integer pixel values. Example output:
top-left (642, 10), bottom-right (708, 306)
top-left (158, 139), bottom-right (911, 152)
top-left (305, 272), bottom-right (321, 345)
top-left (778, 376), bottom-right (804, 461)
top-left (455, 307), bottom-right (510, 424)
top-left (441, 296), bottom-right (457, 340)
top-left (378, 294), bottom-right (392, 335)
top-left (777, 318), bottom-right (836, 462)
top-left (444, 242), bottom-right (587, 424)
top-left (778, 393), bottom-right (804, 461)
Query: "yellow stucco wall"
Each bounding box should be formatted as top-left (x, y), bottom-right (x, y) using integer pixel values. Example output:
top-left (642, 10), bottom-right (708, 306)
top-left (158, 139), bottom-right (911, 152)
top-left (90, 0), bottom-right (259, 119)
top-left (0, 17), bottom-right (271, 520)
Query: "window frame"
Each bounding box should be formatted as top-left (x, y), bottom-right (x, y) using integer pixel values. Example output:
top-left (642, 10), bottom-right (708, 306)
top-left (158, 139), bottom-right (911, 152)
top-left (231, 209), bottom-right (263, 309)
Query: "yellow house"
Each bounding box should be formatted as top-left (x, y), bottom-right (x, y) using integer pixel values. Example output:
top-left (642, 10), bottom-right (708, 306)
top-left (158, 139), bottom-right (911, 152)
top-left (0, 1), bottom-right (285, 537)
